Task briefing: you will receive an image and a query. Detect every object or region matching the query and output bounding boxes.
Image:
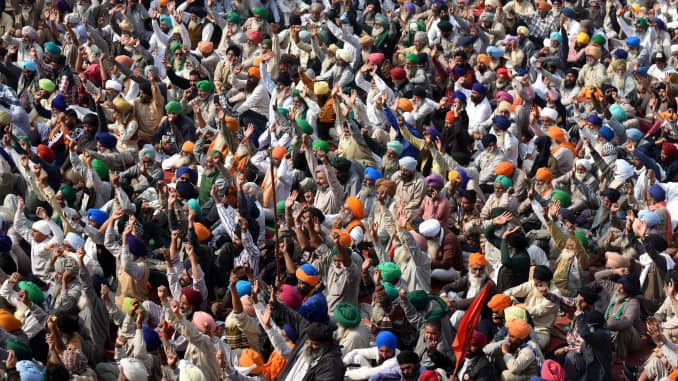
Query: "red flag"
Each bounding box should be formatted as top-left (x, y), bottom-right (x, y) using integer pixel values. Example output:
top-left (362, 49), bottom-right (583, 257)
top-left (451, 282), bottom-right (491, 368)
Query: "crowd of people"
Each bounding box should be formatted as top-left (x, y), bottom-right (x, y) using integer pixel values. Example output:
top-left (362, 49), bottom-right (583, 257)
top-left (0, 0), bottom-right (677, 379)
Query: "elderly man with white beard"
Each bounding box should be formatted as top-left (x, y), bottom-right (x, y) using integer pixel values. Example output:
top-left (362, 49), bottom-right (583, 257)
top-left (418, 218), bottom-right (463, 283)
top-left (2, 26), bottom-right (43, 64)
top-left (310, 232), bottom-right (361, 314)
top-left (441, 253), bottom-right (499, 327)
top-left (552, 159), bottom-right (599, 213)
top-left (358, 168), bottom-right (381, 218)
top-left (316, 48), bottom-right (355, 88)
top-left (361, 130), bottom-right (405, 179)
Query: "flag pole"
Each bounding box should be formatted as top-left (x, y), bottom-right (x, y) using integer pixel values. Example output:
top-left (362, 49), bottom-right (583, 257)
top-left (268, 127), bottom-right (281, 280)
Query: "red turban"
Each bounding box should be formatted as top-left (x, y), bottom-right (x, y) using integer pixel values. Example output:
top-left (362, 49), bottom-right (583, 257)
top-left (181, 287), bottom-right (203, 308)
top-left (663, 142), bottom-right (678, 157)
top-left (37, 144), bottom-right (55, 163)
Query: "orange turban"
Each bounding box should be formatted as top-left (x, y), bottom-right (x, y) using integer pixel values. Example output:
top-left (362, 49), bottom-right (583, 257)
top-left (253, 57), bottom-right (262, 67)
top-left (115, 55), bottom-right (133, 68)
top-left (505, 318), bottom-right (532, 339)
top-left (345, 196), bottom-right (364, 219)
top-left (577, 87), bottom-right (602, 102)
top-left (198, 41), bottom-right (213, 55)
top-left (272, 146), bottom-right (287, 160)
top-left (182, 140), bottom-right (195, 153)
top-left (547, 126), bottom-right (565, 142)
top-left (468, 253), bottom-right (487, 267)
top-left (445, 110), bottom-right (455, 122)
top-left (225, 116), bottom-right (239, 132)
top-left (375, 179), bottom-right (396, 196)
top-left (487, 294), bottom-right (512, 312)
top-left (536, 0), bottom-right (552, 11)
top-left (495, 161), bottom-right (514, 177)
top-left (194, 223), bottom-right (210, 242)
top-left (239, 348), bottom-right (264, 375)
top-left (398, 98), bottom-right (413, 112)
top-left (248, 66), bottom-right (261, 79)
top-left (477, 54), bottom-right (491, 67)
top-left (535, 167), bottom-right (552, 182)
top-left (158, 0), bottom-right (169, 5)
top-left (332, 229), bottom-right (352, 247)
top-left (0, 309), bottom-right (21, 332)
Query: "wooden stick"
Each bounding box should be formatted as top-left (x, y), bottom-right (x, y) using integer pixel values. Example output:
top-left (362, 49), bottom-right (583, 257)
top-left (453, 323), bottom-right (477, 376)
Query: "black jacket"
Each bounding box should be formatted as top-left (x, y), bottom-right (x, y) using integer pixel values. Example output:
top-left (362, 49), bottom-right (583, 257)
top-left (461, 354), bottom-right (494, 381)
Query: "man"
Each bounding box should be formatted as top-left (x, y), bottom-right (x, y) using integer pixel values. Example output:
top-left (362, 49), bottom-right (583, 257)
top-left (457, 82), bottom-right (492, 139)
top-left (393, 156), bottom-right (425, 216)
top-left (547, 126), bottom-right (575, 176)
top-left (335, 196), bottom-right (366, 244)
top-left (442, 253), bottom-right (498, 327)
top-left (577, 45), bottom-right (606, 88)
top-left (366, 350), bottom-right (424, 381)
top-left (595, 272), bottom-right (642, 362)
top-left (412, 175), bottom-right (450, 227)
top-left (504, 265), bottom-right (560, 349)
top-left (312, 235), bottom-right (361, 313)
top-left (484, 318), bottom-right (544, 381)
top-left (368, 179), bottom-right (396, 247)
top-left (134, 80), bottom-right (164, 145)
top-left (454, 331), bottom-right (494, 381)
top-left (419, 219), bottom-right (463, 283)
top-left (316, 48), bottom-right (354, 87)
top-left (153, 101), bottom-right (197, 155)
top-left (474, 134), bottom-right (506, 190)
top-left (343, 330), bottom-right (399, 380)
top-left (334, 302), bottom-right (370, 355)
top-left (358, 168), bottom-right (381, 218)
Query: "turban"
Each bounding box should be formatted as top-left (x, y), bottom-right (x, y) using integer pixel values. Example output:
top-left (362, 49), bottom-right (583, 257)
top-left (337, 48), bottom-right (353, 63)
top-left (574, 231), bottom-right (588, 248)
top-left (536, 167), bottom-right (553, 182)
top-left (65, 232), bottom-right (84, 251)
top-left (6, 339), bottom-right (32, 361)
top-left (44, 42), bottom-right (61, 55)
top-left (59, 184), bottom-right (76, 207)
top-left (390, 67), bottom-right (406, 80)
top-left (39, 78), bottom-right (56, 92)
top-left (497, 68), bottom-right (510, 81)
top-left (165, 101), bottom-right (182, 114)
top-left (626, 128), bottom-right (642, 142)
top-left (576, 32), bottom-right (590, 45)
top-left (105, 80), bottom-right (122, 91)
top-left (296, 118), bottom-right (313, 134)
top-left (193, 222), bottom-right (210, 242)
top-left (586, 113), bottom-right (602, 126)
top-left (22, 26), bottom-right (37, 40)
top-left (272, 146), bottom-right (287, 161)
top-left (344, 196), bottom-right (364, 219)
top-left (592, 34), bottom-right (606, 46)
top-left (376, 331), bottom-right (397, 350)
top-left (419, 219), bottom-right (441, 238)
top-left (364, 167), bottom-right (382, 183)
top-left (558, 208), bottom-right (575, 225)
top-left (469, 252), bottom-right (487, 267)
top-left (414, 31), bottom-right (427, 42)
top-left (505, 318), bottom-right (532, 339)
top-left (307, 321), bottom-right (334, 342)
top-left (312, 139), bottom-right (330, 153)
top-left (426, 127), bottom-right (441, 140)
top-left (547, 126), bottom-right (565, 141)
top-left (575, 159), bottom-right (592, 172)
top-left (0, 310), bottom-right (21, 332)
top-left (113, 96), bottom-right (133, 113)
top-left (602, 188), bottom-right (621, 203)
top-left (494, 175), bottom-right (512, 190)
top-left (638, 209), bottom-right (661, 227)
top-left (375, 178), bottom-right (396, 196)
top-left (663, 142), bottom-right (678, 157)
top-left (192, 311), bottom-right (216, 333)
top-left (445, 110), bottom-right (455, 122)
top-left (314, 81), bottom-right (330, 95)
top-left (96, 132), bottom-right (117, 149)
top-left (561, 7), bottom-right (575, 18)
top-left (36, 144), bottom-right (55, 163)
top-left (253, 7), bottom-right (268, 18)
top-left (181, 141), bottom-right (195, 154)
top-left (142, 326), bottom-right (161, 351)
top-left (120, 358), bottom-right (148, 381)
top-left (487, 46), bottom-right (505, 58)
top-left (21, 60), bottom-right (36, 72)
top-left (517, 26), bottom-right (529, 36)
top-left (495, 162), bottom-right (514, 176)
top-left (247, 66), bottom-right (261, 79)
top-left (493, 115), bottom-right (511, 130)
top-left (425, 174), bottom-right (444, 188)
top-left (375, 12), bottom-right (390, 24)
top-left (585, 45), bottom-right (602, 59)
top-left (227, 12), bottom-right (241, 24)
top-left (407, 290), bottom-right (430, 310)
top-left (18, 281), bottom-right (44, 304)
top-left (387, 141), bottom-right (404, 155)
top-left (51, 95), bottom-right (68, 112)
top-left (541, 107), bottom-right (558, 121)
top-left (398, 98), bottom-right (414, 112)
top-left (536, 0), bottom-right (551, 10)
top-left (459, 35), bottom-right (476, 46)
top-left (368, 53), bottom-right (385, 65)
top-left (87, 209), bottom-right (108, 225)
top-left (332, 157), bottom-right (351, 172)
top-left (399, 156), bottom-right (417, 171)
top-left (649, 184), bottom-right (666, 202)
top-left (636, 17), bottom-right (648, 30)
top-left (186, 198), bottom-right (201, 218)
top-left (334, 302), bottom-right (361, 327)
top-left (620, 274), bottom-right (641, 296)
top-left (541, 360), bottom-right (566, 381)
top-left (472, 82), bottom-right (488, 94)
top-left (533, 265), bottom-right (553, 282)
top-left (549, 31), bottom-right (562, 44)
top-left (248, 30), bottom-right (263, 45)
top-left (300, 30), bottom-right (312, 43)
top-left (279, 284), bottom-right (302, 309)
top-left (159, 15), bottom-right (172, 27)
top-left (238, 348), bottom-right (264, 375)
top-left (551, 190), bottom-right (572, 207)
top-left (477, 54), bottom-right (491, 68)
top-left (380, 281), bottom-right (399, 301)
top-left (609, 104), bottom-right (628, 122)
top-left (296, 263), bottom-right (320, 287)
top-left (196, 80), bottom-right (214, 93)
top-left (377, 262), bottom-right (402, 282)
top-left (176, 181), bottom-right (199, 200)
top-left (181, 287), bottom-right (203, 308)
top-left (599, 126), bottom-right (614, 141)
top-left (31, 220), bottom-right (51, 236)
top-left (54, 256), bottom-right (78, 275)
top-left (472, 330), bottom-right (487, 348)
top-left (487, 294), bottom-right (512, 311)
top-left (128, 235), bottom-right (147, 257)
top-left (115, 55), bottom-right (133, 68)
top-left (16, 361), bottom-right (41, 381)
top-left (496, 91), bottom-right (513, 104)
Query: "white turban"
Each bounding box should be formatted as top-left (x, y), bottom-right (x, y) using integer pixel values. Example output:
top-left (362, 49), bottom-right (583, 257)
top-left (336, 48), bottom-right (353, 63)
top-left (105, 80), bottom-right (122, 91)
top-left (31, 220), bottom-right (51, 236)
top-left (541, 107), bottom-right (558, 122)
top-left (21, 26), bottom-right (37, 40)
top-left (576, 159), bottom-right (592, 172)
top-left (120, 358), bottom-right (148, 381)
top-left (399, 156), bottom-right (417, 171)
top-left (419, 219), bottom-right (442, 238)
top-left (638, 209), bottom-right (661, 227)
top-left (67, 13), bottom-right (81, 24)
top-left (64, 232), bottom-right (84, 250)
top-left (402, 111), bottom-right (415, 126)
top-left (179, 362), bottom-right (206, 381)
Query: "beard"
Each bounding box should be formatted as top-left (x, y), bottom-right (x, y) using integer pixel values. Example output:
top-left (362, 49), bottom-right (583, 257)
top-left (303, 344), bottom-right (327, 364)
top-left (467, 273), bottom-right (487, 297)
top-left (471, 95), bottom-right (483, 104)
top-left (188, 20), bottom-right (201, 31)
top-left (575, 172), bottom-right (587, 181)
top-left (203, 167), bottom-right (216, 176)
top-left (382, 156), bottom-right (399, 172)
top-left (564, 78), bottom-right (576, 89)
top-left (245, 79), bottom-right (258, 92)
top-left (466, 349), bottom-right (482, 358)
top-left (339, 210), bottom-right (353, 226)
top-left (372, 26), bottom-right (385, 37)
top-left (535, 183), bottom-right (548, 194)
top-left (359, 183), bottom-right (374, 198)
top-left (427, 238), bottom-right (441, 260)
top-left (586, 58), bottom-right (596, 66)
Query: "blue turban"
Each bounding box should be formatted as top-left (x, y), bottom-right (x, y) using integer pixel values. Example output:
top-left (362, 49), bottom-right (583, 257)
top-left (376, 331), bottom-right (397, 350)
top-left (95, 132), bottom-right (118, 149)
top-left (487, 46), bottom-right (505, 58)
top-left (454, 66), bottom-right (465, 76)
top-left (128, 235), bottom-right (147, 257)
top-left (283, 324), bottom-right (298, 343)
top-left (142, 326), bottom-right (161, 351)
top-left (620, 274), bottom-right (641, 296)
top-left (228, 280), bottom-right (252, 296)
top-left (560, 7), bottom-right (575, 18)
top-left (614, 49), bottom-right (628, 59)
top-left (638, 209), bottom-right (661, 227)
top-left (87, 209), bottom-right (109, 226)
top-left (364, 167), bottom-right (382, 183)
top-left (21, 61), bottom-right (36, 72)
top-left (297, 291), bottom-right (329, 323)
top-left (399, 156), bottom-right (417, 171)
top-left (654, 17), bottom-right (665, 29)
top-left (586, 113), bottom-right (603, 126)
top-left (458, 35), bottom-right (476, 46)
top-left (176, 181), bottom-right (199, 200)
top-left (453, 90), bottom-right (467, 103)
top-left (626, 36), bottom-right (640, 47)
top-left (626, 128), bottom-right (642, 141)
top-left (482, 134), bottom-right (497, 147)
top-left (558, 208), bottom-right (576, 225)
top-left (426, 127), bottom-right (441, 140)
top-left (549, 31), bottom-right (562, 44)
top-left (0, 233), bottom-right (11, 252)
top-left (649, 184), bottom-right (666, 202)
top-left (44, 41), bottom-right (61, 55)
top-left (598, 126), bottom-right (615, 141)
top-left (51, 94), bottom-right (67, 112)
top-left (492, 115), bottom-right (511, 130)
top-left (472, 82), bottom-right (487, 94)
top-left (602, 188), bottom-right (621, 203)
top-left (637, 66), bottom-right (649, 76)
top-left (175, 166), bottom-right (196, 182)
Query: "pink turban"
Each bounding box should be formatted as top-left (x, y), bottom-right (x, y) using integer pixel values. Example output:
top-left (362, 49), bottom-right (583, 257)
top-left (192, 311), bottom-right (216, 334)
top-left (496, 91), bottom-right (514, 104)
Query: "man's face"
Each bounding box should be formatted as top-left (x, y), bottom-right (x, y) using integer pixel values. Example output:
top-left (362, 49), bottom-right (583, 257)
top-left (189, 75), bottom-right (199, 89)
top-left (139, 92), bottom-right (152, 103)
top-left (316, 170), bottom-right (326, 185)
top-left (376, 188), bottom-right (388, 203)
top-left (307, 339), bottom-right (327, 351)
top-left (168, 112), bottom-right (179, 123)
top-left (602, 196), bottom-right (612, 208)
top-left (423, 325), bottom-right (441, 346)
top-left (363, 175), bottom-right (373, 187)
top-left (179, 294), bottom-right (192, 314)
top-left (197, 89), bottom-right (209, 100)
top-left (534, 279), bottom-right (549, 294)
top-left (507, 333), bottom-right (524, 350)
top-left (378, 346), bottom-right (395, 360)
top-left (399, 363), bottom-right (419, 379)
top-left (461, 196), bottom-right (473, 212)
top-left (141, 156), bottom-right (153, 167)
top-left (494, 181), bottom-right (505, 196)
top-left (400, 167), bottom-right (414, 181)
top-left (492, 310), bottom-right (504, 325)
top-left (470, 264), bottom-right (484, 277)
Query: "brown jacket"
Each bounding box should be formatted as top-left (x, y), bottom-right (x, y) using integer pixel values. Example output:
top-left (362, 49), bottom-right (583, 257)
top-left (432, 228), bottom-right (463, 271)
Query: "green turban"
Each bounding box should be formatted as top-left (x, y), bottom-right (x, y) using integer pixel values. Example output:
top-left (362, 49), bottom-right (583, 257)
top-left (387, 141), bottom-right (404, 155)
top-left (170, 42), bottom-right (183, 54)
top-left (58, 184), bottom-right (76, 207)
top-left (591, 34), bottom-right (606, 45)
top-left (405, 52), bottom-right (419, 64)
top-left (380, 281), bottom-right (399, 300)
top-left (612, 59), bottom-right (627, 71)
top-left (333, 302), bottom-right (361, 328)
top-left (10, 136), bottom-right (30, 151)
top-left (196, 80), bottom-right (215, 93)
top-left (316, 33), bottom-right (326, 43)
top-left (253, 7), bottom-right (268, 19)
top-left (574, 230), bottom-right (588, 248)
top-left (494, 175), bottom-right (512, 190)
top-left (636, 17), bottom-right (648, 30)
top-left (550, 189), bottom-right (572, 207)
top-left (227, 12), bottom-right (241, 24)
top-left (139, 148), bottom-right (156, 161)
top-left (165, 101), bottom-right (182, 114)
top-left (407, 290), bottom-right (430, 311)
top-left (332, 245), bottom-right (351, 257)
top-left (38, 78), bottom-right (56, 93)
top-left (609, 104), bottom-right (628, 122)
top-left (44, 41), bottom-right (61, 55)
top-left (374, 13), bottom-right (389, 25)
top-left (91, 159), bottom-right (109, 181)
top-left (295, 118), bottom-right (313, 134)
top-left (332, 157), bottom-right (351, 172)
top-left (276, 200), bottom-right (286, 216)
top-left (122, 297), bottom-right (147, 315)
top-left (312, 139), bottom-right (330, 153)
top-left (277, 107), bottom-right (289, 119)
top-left (187, 198), bottom-right (202, 218)
top-left (18, 281), bottom-right (45, 304)
top-left (6, 339), bottom-right (32, 361)
top-left (377, 262), bottom-right (402, 282)
top-left (262, 38), bottom-right (272, 47)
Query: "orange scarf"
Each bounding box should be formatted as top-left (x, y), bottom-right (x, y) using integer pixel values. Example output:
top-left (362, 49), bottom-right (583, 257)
top-left (551, 141), bottom-right (576, 156)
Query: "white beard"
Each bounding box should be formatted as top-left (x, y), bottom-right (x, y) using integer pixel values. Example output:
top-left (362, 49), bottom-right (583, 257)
top-left (575, 172), bottom-right (588, 181)
top-left (535, 183), bottom-right (548, 194)
top-left (394, 246), bottom-right (410, 268)
top-left (372, 26), bottom-right (385, 37)
top-left (467, 273), bottom-right (487, 298)
top-left (427, 239), bottom-right (441, 261)
top-left (250, 19), bottom-right (264, 32)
